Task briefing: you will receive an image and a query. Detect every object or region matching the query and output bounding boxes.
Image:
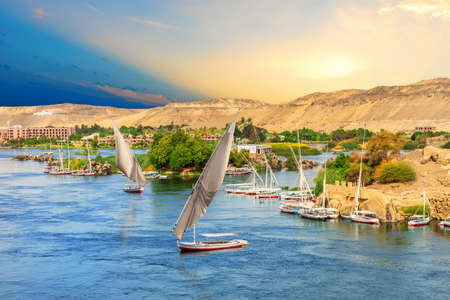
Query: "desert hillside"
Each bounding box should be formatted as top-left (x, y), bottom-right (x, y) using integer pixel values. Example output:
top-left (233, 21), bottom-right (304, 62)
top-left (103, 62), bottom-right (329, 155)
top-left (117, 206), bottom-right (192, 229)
top-left (1, 78), bottom-right (449, 132)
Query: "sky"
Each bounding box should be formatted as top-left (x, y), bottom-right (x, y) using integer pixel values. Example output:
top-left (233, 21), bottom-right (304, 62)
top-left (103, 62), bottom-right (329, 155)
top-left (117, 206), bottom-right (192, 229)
top-left (0, 0), bottom-right (449, 107)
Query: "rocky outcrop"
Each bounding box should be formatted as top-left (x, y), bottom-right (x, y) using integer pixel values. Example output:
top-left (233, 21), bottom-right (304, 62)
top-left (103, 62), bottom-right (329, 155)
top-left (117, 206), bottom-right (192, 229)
top-left (13, 152), bottom-right (53, 162)
top-left (90, 161), bottom-right (112, 176)
top-left (323, 182), bottom-right (406, 222)
top-left (429, 193), bottom-right (450, 220)
top-left (250, 152), bottom-right (285, 171)
top-left (422, 146), bottom-right (450, 165)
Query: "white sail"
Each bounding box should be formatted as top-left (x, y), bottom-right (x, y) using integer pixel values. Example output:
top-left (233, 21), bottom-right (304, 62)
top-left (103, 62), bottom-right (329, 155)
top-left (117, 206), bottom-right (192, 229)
top-left (172, 118), bottom-right (236, 240)
top-left (112, 121), bottom-right (146, 187)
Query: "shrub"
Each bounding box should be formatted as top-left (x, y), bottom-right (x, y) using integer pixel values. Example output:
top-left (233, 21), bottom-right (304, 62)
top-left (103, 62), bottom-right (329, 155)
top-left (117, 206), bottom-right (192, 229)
top-left (442, 141), bottom-right (450, 149)
top-left (401, 205), bottom-right (430, 215)
top-left (377, 161), bottom-right (416, 183)
top-left (402, 140), bottom-right (416, 150)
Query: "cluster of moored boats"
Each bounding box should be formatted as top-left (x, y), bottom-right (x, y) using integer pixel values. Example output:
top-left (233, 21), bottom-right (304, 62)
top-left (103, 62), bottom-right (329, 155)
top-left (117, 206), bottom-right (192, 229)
top-left (42, 140), bottom-right (95, 176)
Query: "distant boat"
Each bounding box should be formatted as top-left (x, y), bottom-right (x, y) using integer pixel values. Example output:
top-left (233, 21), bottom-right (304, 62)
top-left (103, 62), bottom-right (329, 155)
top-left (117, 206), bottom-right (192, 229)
top-left (48, 142), bottom-right (66, 175)
top-left (439, 216), bottom-right (450, 228)
top-left (408, 188), bottom-right (430, 227)
top-left (317, 148), bottom-right (339, 219)
top-left (113, 121), bottom-right (147, 193)
top-left (172, 117), bottom-right (248, 252)
top-left (72, 145), bottom-right (95, 176)
top-left (225, 167), bottom-right (252, 176)
top-left (342, 128), bottom-right (380, 225)
top-left (280, 118), bottom-right (315, 213)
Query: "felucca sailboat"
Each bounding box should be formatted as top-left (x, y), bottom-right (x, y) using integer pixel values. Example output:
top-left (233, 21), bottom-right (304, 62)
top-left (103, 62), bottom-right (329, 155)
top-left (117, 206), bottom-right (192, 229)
top-left (408, 188), bottom-right (430, 227)
top-left (113, 121), bottom-right (147, 193)
top-left (172, 117), bottom-right (248, 252)
top-left (347, 129), bottom-right (380, 225)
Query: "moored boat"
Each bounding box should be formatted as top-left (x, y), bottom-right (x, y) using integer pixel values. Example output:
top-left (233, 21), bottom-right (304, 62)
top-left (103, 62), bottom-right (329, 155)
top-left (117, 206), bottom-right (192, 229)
top-left (408, 188), bottom-right (430, 227)
top-left (351, 210), bottom-right (380, 225)
top-left (225, 167), bottom-right (252, 176)
top-left (439, 216), bottom-right (450, 228)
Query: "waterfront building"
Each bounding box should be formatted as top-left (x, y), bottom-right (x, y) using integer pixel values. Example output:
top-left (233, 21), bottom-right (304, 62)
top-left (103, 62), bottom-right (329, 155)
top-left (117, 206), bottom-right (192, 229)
top-left (0, 125), bottom-right (75, 142)
top-left (236, 144), bottom-right (272, 155)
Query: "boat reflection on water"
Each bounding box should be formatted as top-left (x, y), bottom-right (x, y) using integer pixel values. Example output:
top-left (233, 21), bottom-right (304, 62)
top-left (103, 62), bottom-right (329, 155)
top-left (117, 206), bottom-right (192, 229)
top-left (120, 197), bottom-right (139, 248)
top-left (177, 256), bottom-right (213, 300)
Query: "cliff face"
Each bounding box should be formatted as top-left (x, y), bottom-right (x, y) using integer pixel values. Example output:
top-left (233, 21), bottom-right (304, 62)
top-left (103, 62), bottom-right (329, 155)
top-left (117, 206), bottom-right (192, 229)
top-left (1, 78), bottom-right (449, 132)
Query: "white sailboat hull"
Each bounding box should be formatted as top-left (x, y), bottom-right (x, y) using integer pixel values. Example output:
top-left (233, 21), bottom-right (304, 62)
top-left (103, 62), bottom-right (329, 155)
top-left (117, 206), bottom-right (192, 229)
top-left (177, 240), bottom-right (248, 252)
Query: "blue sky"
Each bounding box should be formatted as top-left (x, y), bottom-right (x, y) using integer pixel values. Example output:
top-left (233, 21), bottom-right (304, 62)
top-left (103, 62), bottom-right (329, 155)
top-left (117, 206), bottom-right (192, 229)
top-left (0, 0), bottom-right (449, 107)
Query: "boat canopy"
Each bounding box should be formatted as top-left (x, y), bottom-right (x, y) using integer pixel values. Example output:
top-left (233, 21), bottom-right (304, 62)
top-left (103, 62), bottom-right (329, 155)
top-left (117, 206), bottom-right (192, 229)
top-left (172, 118), bottom-right (236, 240)
top-left (113, 121), bottom-right (146, 187)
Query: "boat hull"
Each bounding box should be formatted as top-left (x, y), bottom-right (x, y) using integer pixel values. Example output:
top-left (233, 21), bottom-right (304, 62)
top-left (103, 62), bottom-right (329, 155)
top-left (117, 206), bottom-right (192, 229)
top-left (341, 215), bottom-right (353, 221)
top-left (124, 188), bottom-right (144, 193)
top-left (439, 221), bottom-right (450, 228)
top-left (408, 218), bottom-right (430, 227)
top-left (300, 213), bottom-right (328, 221)
top-left (177, 240), bottom-right (248, 252)
top-left (351, 216), bottom-right (380, 225)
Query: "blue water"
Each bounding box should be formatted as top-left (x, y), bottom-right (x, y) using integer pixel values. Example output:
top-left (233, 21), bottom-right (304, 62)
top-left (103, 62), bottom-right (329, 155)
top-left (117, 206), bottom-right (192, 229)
top-left (0, 149), bottom-right (448, 299)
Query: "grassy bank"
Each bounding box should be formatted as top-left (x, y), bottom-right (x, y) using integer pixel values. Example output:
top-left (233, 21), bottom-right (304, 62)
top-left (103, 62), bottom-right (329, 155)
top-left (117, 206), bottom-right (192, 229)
top-left (265, 142), bottom-right (321, 156)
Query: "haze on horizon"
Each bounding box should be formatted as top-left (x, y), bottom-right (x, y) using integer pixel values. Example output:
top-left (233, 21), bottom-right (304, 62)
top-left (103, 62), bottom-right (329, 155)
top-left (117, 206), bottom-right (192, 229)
top-left (0, 0), bottom-right (449, 107)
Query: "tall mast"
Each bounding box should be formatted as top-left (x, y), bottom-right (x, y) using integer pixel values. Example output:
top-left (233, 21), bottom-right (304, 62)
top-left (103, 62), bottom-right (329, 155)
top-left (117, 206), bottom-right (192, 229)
top-left (354, 128), bottom-right (366, 212)
top-left (67, 138), bottom-right (71, 171)
top-left (87, 145), bottom-right (92, 171)
top-left (322, 148), bottom-right (328, 208)
top-left (296, 118), bottom-right (304, 201)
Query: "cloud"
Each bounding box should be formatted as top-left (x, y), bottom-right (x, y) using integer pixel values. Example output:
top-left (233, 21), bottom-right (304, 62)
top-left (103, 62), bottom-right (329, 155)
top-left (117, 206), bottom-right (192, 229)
top-left (33, 8), bottom-right (48, 19)
top-left (380, 0), bottom-right (450, 19)
top-left (129, 17), bottom-right (176, 30)
top-left (87, 3), bottom-right (104, 15)
top-left (96, 85), bottom-right (169, 105)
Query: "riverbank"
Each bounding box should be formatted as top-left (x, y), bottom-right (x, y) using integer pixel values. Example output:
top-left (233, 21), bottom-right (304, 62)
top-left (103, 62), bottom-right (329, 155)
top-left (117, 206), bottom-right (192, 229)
top-left (321, 146), bottom-right (450, 222)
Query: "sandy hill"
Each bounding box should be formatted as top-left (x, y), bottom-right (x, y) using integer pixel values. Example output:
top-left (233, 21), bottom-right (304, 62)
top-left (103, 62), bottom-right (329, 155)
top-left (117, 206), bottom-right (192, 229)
top-left (1, 78), bottom-right (449, 132)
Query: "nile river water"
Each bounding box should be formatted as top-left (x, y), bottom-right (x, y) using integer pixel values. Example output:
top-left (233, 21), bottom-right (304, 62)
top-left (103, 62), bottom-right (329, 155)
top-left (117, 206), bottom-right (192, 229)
top-left (0, 149), bottom-right (448, 299)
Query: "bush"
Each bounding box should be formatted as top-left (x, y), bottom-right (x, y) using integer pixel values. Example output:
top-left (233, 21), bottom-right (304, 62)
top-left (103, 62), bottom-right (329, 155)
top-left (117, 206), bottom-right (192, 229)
top-left (341, 140), bottom-right (360, 151)
top-left (377, 161), bottom-right (416, 183)
top-left (402, 140), bottom-right (416, 150)
top-left (442, 141), bottom-right (450, 149)
top-left (401, 205), bottom-right (430, 215)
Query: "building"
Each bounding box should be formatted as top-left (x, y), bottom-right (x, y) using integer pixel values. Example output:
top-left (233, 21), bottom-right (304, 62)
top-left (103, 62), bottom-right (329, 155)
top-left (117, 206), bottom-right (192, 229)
top-left (0, 126), bottom-right (75, 142)
top-left (201, 134), bottom-right (221, 141)
top-left (415, 126), bottom-right (436, 132)
top-left (236, 144), bottom-right (272, 155)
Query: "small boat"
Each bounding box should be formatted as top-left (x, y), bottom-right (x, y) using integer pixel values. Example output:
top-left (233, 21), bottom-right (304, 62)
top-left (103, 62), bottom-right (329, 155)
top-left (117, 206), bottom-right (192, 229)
top-left (48, 142), bottom-right (67, 175)
top-left (349, 128), bottom-right (380, 226)
top-left (318, 149), bottom-right (339, 220)
top-left (144, 170), bottom-right (160, 179)
top-left (351, 210), bottom-right (380, 225)
top-left (123, 184), bottom-right (144, 193)
top-left (300, 208), bottom-right (328, 221)
top-left (408, 188), bottom-right (430, 227)
top-left (177, 233), bottom-right (248, 252)
top-left (159, 175), bottom-right (168, 179)
top-left (256, 192), bottom-right (280, 199)
top-left (113, 121), bottom-right (147, 193)
top-left (341, 215), bottom-right (353, 221)
top-left (225, 167), bottom-right (252, 176)
top-left (172, 117), bottom-right (248, 252)
top-left (439, 216), bottom-right (450, 228)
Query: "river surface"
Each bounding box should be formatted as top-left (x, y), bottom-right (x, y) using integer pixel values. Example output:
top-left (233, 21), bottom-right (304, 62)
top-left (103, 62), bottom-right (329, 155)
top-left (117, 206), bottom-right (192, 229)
top-left (0, 149), bottom-right (448, 299)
